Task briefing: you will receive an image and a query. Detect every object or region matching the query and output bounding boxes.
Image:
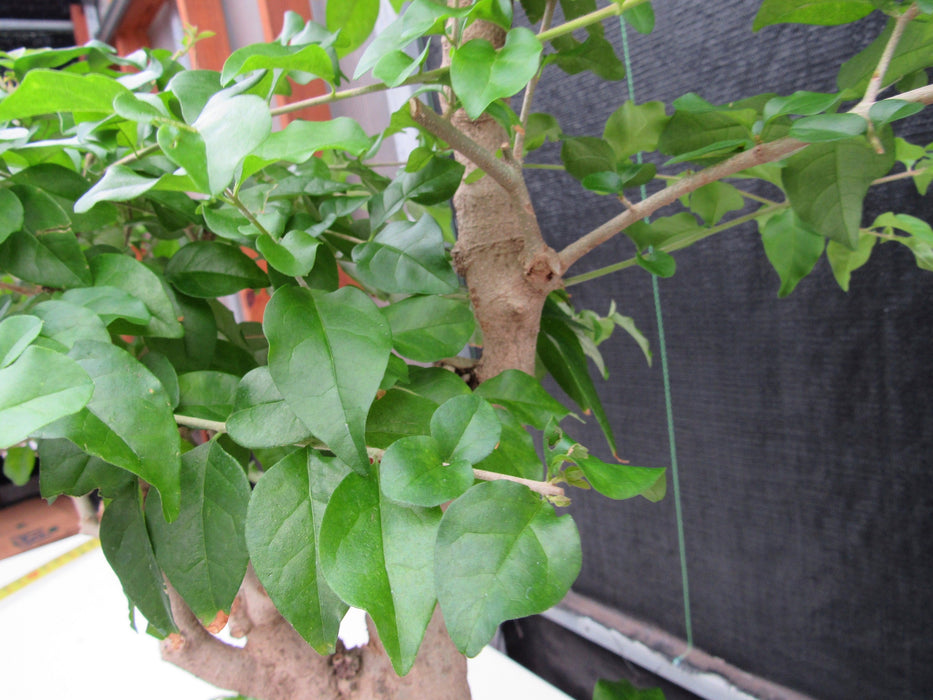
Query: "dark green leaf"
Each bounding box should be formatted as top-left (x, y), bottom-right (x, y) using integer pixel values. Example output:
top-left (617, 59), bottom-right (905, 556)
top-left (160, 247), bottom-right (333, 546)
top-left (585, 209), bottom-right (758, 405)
top-left (560, 136), bottom-right (617, 181)
top-left (75, 166), bottom-right (159, 213)
top-left (242, 118), bottom-right (371, 179)
top-left (32, 300), bottom-right (110, 349)
top-left (139, 351), bottom-right (181, 409)
top-left (788, 113), bottom-right (867, 142)
top-left (90, 254), bottom-right (184, 338)
top-left (369, 158), bottom-right (465, 228)
top-left (624, 213), bottom-right (701, 253)
top-left (265, 286), bottom-right (391, 473)
top-left (176, 371), bottom-right (239, 421)
top-left (0, 188), bottom-right (24, 245)
top-left (246, 449), bottom-right (350, 654)
top-left (146, 440), bottom-right (250, 622)
top-left (166, 69), bottom-right (223, 123)
top-left (474, 369), bottom-right (570, 429)
top-left (762, 91), bottom-right (840, 123)
top-left (383, 296), bottom-right (474, 362)
top-left (753, 0), bottom-right (874, 30)
top-left (435, 480), bottom-right (581, 656)
top-left (256, 229), bottom-right (322, 278)
top-left (472, 408), bottom-right (544, 480)
top-left (0, 345), bottom-right (93, 449)
top-left (431, 395), bottom-right (501, 464)
top-left (380, 435), bottom-right (475, 507)
top-left (451, 28), bottom-right (543, 119)
top-left (548, 33), bottom-right (626, 81)
top-left (165, 241), bottom-right (268, 298)
top-left (227, 367), bottom-right (313, 449)
top-left (319, 471), bottom-right (441, 674)
top-left (366, 388), bottom-right (439, 449)
top-left (39, 438), bottom-right (134, 499)
top-left (868, 98), bottom-right (924, 126)
top-left (99, 487), bottom-right (177, 635)
top-left (0, 314), bottom-right (42, 368)
top-left (352, 215), bottom-right (458, 294)
top-left (759, 209), bottom-right (825, 297)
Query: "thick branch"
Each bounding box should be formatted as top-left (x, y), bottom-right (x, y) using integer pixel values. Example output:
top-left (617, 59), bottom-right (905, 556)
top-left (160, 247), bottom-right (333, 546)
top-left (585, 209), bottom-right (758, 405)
top-left (472, 468), bottom-right (566, 497)
top-left (410, 97), bottom-right (524, 197)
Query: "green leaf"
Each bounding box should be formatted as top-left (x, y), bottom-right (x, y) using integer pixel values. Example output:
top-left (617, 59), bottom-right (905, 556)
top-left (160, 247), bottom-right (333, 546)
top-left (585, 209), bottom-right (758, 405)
top-left (352, 215), bottom-right (459, 294)
top-left (165, 70), bottom-right (223, 123)
top-left (431, 395), bottom-right (501, 465)
top-left (603, 101), bottom-right (669, 161)
top-left (165, 241), bottom-right (268, 298)
top-left (319, 471), bottom-right (441, 674)
top-left (256, 229), bottom-right (322, 278)
top-left (0, 70), bottom-right (131, 120)
top-left (227, 367), bottom-right (314, 449)
top-left (837, 19), bottom-right (933, 94)
top-left (0, 188), bottom-right (24, 245)
top-left (782, 130), bottom-right (895, 249)
top-left (538, 298), bottom-right (618, 457)
top-left (623, 2), bottom-right (655, 32)
top-left (328, 0), bottom-right (380, 57)
top-left (687, 181), bottom-right (745, 225)
top-left (560, 136), bottom-right (617, 181)
top-left (112, 92), bottom-right (167, 122)
top-left (435, 480), bottom-right (581, 656)
top-left (246, 449), bottom-right (350, 653)
top-left (367, 388), bottom-right (440, 449)
top-left (382, 296), bottom-right (474, 362)
top-left (759, 209), bottom-right (826, 297)
top-left (593, 678), bottom-right (666, 700)
top-left (624, 212), bottom-right (701, 252)
top-left (146, 440), bottom-right (250, 622)
top-left (99, 487), bottom-right (177, 635)
top-left (753, 0), bottom-right (875, 30)
top-left (636, 248), bottom-right (676, 277)
top-left (868, 99), bottom-right (924, 126)
top-left (75, 166), bottom-right (159, 213)
top-left (176, 371), bottom-right (239, 421)
top-left (548, 33), bottom-right (626, 81)
top-left (265, 286), bottom-right (391, 473)
top-left (576, 454), bottom-right (666, 501)
top-left (242, 118), bottom-right (371, 179)
top-left (379, 435), bottom-right (475, 507)
top-left (762, 91), bottom-right (840, 123)
top-left (0, 315), bottom-right (42, 368)
top-left (523, 112), bottom-right (563, 153)
top-left (2, 445), bottom-right (36, 486)
top-left (221, 42), bottom-right (335, 85)
top-left (44, 341), bottom-right (181, 521)
top-left (59, 286), bottom-right (151, 327)
top-left (373, 43), bottom-right (431, 88)
top-left (32, 300), bottom-right (110, 349)
top-left (369, 157), bottom-right (465, 228)
top-left (473, 408), bottom-right (544, 480)
top-left (788, 113), bottom-right (867, 142)
top-left (39, 438), bottom-right (134, 499)
top-left (90, 254), bottom-right (184, 338)
top-left (474, 369), bottom-right (570, 429)
top-left (0, 346), bottom-right (93, 449)
top-left (827, 234), bottom-right (876, 291)
top-left (451, 27), bottom-right (543, 120)
top-left (658, 107), bottom-right (755, 160)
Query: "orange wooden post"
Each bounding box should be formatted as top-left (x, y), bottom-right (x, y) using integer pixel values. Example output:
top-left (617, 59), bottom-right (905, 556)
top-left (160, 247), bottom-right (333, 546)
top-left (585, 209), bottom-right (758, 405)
top-left (111, 0), bottom-right (167, 56)
top-left (69, 4), bottom-right (91, 45)
top-left (174, 0), bottom-right (232, 71)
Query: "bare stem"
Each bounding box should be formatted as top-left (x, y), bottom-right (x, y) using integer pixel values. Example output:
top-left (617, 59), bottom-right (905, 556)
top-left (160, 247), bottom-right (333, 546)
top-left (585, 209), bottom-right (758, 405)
top-left (224, 189), bottom-right (275, 239)
top-left (112, 143), bottom-right (160, 167)
top-left (856, 4), bottom-right (920, 111)
top-left (409, 97), bottom-right (524, 197)
top-left (472, 468), bottom-right (566, 497)
top-left (514, 0), bottom-right (558, 161)
top-left (174, 414), bottom-right (227, 433)
top-left (873, 167), bottom-right (927, 185)
top-left (0, 280), bottom-right (38, 295)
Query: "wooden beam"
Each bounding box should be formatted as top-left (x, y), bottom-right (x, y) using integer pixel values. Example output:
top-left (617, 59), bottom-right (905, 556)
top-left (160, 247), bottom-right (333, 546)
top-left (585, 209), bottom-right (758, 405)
top-left (113, 0), bottom-right (167, 55)
top-left (255, 0), bottom-right (332, 124)
top-left (69, 4), bottom-right (90, 45)
top-left (174, 0), bottom-right (232, 71)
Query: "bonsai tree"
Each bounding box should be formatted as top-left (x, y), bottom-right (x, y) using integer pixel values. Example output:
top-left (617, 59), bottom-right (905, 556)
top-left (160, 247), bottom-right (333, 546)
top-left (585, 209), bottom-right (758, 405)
top-left (1, 0), bottom-right (932, 697)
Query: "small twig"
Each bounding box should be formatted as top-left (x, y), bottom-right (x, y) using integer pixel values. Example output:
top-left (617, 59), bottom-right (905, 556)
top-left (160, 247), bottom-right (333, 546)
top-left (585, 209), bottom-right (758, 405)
top-left (856, 4), bottom-right (920, 112)
top-left (112, 142), bottom-right (160, 167)
top-left (873, 168), bottom-right (927, 185)
top-left (472, 468), bottom-right (565, 497)
top-left (513, 0), bottom-right (558, 161)
top-left (224, 189), bottom-right (275, 239)
top-left (409, 98), bottom-right (524, 197)
top-left (174, 414), bottom-right (227, 433)
top-left (0, 280), bottom-right (38, 295)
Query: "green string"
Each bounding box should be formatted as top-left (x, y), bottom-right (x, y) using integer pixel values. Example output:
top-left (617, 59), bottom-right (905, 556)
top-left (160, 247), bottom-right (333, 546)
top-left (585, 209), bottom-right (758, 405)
top-left (620, 17), bottom-right (694, 659)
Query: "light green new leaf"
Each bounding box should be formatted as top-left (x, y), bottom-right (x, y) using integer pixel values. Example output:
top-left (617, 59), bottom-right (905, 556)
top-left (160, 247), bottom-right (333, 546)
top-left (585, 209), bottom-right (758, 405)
top-left (431, 395), bottom-right (501, 465)
top-left (227, 367), bottom-right (314, 449)
top-left (827, 234), bottom-right (876, 291)
top-left (594, 678), bottom-right (666, 700)
top-left (352, 216), bottom-right (459, 295)
top-left (0, 345), bottom-right (93, 449)
top-left (165, 241), bottom-right (268, 298)
top-left (576, 454), bottom-right (666, 501)
top-left (265, 286), bottom-right (391, 473)
top-left (327, 0), bottom-right (380, 57)
top-left (2, 446), bottom-right (36, 486)
top-left (196, 94), bottom-right (272, 195)
top-left (435, 480), bottom-right (581, 656)
top-left (75, 166), bottom-right (159, 213)
top-left (868, 99), bottom-right (924, 126)
top-left (319, 471), bottom-right (441, 674)
top-left (382, 296), bottom-right (474, 362)
top-left (474, 369), bottom-right (570, 430)
top-left (451, 28), bottom-right (543, 120)
top-left (146, 440), bottom-right (250, 622)
top-left (373, 43), bottom-right (431, 88)
top-left (603, 101), bottom-right (668, 161)
top-left (0, 70), bottom-right (131, 120)
top-left (753, 0), bottom-right (875, 30)
top-left (355, 0), bottom-right (457, 78)
top-left (246, 449), bottom-right (350, 653)
top-left (688, 181), bottom-right (745, 226)
top-left (760, 209), bottom-right (825, 297)
top-left (45, 341), bottom-right (181, 521)
top-left (99, 487), bottom-right (177, 635)
top-left (221, 42), bottom-right (335, 85)
top-left (0, 188), bottom-right (24, 245)
top-left (60, 286), bottom-right (151, 327)
top-left (242, 118), bottom-right (371, 179)
top-left (90, 254), bottom-right (184, 338)
top-left (782, 130), bottom-right (894, 249)
top-left (0, 314), bottom-right (42, 368)
top-left (380, 435), bottom-right (475, 507)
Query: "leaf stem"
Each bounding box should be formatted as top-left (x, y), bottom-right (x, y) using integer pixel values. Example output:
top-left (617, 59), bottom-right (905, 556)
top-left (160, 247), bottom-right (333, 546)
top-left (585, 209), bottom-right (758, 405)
top-left (174, 414), bottom-right (227, 433)
top-left (112, 142), bottom-right (160, 167)
top-left (873, 167), bottom-right (927, 185)
top-left (536, 0), bottom-right (646, 44)
top-left (472, 468), bottom-right (566, 497)
top-left (224, 189), bottom-right (275, 239)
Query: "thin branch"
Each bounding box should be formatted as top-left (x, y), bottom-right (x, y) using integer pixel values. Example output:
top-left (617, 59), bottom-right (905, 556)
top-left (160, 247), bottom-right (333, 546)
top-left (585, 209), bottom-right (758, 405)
top-left (472, 468), bottom-right (566, 497)
top-left (0, 280), bottom-right (38, 295)
top-left (224, 189), bottom-right (275, 239)
top-left (112, 142), bottom-right (160, 167)
top-left (564, 202), bottom-right (787, 286)
top-left (536, 0), bottom-right (647, 44)
top-left (855, 3), bottom-right (921, 111)
top-left (174, 414), bottom-right (227, 433)
top-left (513, 0), bottom-right (558, 161)
top-left (873, 167), bottom-right (927, 185)
top-left (409, 97), bottom-right (524, 197)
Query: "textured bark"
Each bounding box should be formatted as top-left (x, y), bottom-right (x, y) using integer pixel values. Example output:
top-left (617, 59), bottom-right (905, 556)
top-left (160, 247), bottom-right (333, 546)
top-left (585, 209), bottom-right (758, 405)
top-left (162, 569), bottom-right (470, 700)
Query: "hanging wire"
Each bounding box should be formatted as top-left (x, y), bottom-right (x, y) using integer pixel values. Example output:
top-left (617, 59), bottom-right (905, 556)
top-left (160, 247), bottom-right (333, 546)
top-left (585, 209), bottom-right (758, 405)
top-left (619, 15), bottom-right (694, 660)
